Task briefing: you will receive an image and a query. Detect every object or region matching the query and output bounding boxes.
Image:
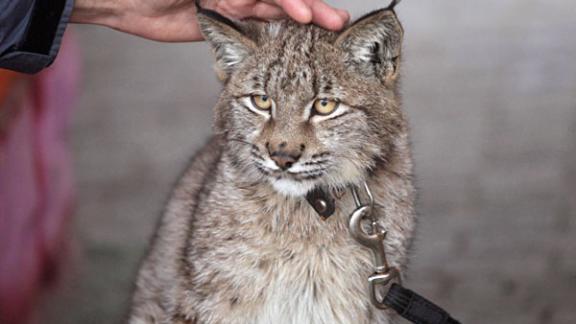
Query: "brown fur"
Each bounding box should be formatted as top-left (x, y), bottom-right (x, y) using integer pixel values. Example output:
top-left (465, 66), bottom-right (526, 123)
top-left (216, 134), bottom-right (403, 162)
top-left (129, 7), bottom-right (415, 324)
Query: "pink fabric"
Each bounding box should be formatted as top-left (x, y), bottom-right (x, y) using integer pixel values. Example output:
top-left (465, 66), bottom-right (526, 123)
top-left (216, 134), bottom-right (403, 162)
top-left (0, 33), bottom-right (79, 324)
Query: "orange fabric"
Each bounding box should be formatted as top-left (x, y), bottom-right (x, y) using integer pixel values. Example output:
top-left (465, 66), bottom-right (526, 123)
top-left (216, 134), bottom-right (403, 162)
top-left (0, 70), bottom-right (22, 105)
top-left (0, 33), bottom-right (79, 324)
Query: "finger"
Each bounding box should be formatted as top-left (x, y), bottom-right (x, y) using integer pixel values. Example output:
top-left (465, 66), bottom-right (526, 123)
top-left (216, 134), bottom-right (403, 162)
top-left (336, 9), bottom-right (350, 24)
top-left (214, 0), bottom-right (253, 19)
top-left (307, 0), bottom-right (348, 30)
top-left (252, 2), bottom-right (288, 20)
top-left (274, 0), bottom-right (312, 24)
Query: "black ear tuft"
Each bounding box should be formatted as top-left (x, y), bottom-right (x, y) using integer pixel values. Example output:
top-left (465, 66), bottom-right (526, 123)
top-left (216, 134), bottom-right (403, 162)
top-left (336, 8), bottom-right (403, 81)
top-left (195, 0), bottom-right (242, 33)
top-left (387, 0), bottom-right (402, 11)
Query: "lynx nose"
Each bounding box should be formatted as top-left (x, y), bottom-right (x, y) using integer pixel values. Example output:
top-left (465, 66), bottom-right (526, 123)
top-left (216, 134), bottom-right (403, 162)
top-left (267, 141), bottom-right (304, 170)
top-left (270, 152), bottom-right (301, 170)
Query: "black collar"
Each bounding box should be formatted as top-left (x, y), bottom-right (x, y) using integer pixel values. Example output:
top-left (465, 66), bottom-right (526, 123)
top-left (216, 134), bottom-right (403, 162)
top-left (305, 186), bottom-right (336, 219)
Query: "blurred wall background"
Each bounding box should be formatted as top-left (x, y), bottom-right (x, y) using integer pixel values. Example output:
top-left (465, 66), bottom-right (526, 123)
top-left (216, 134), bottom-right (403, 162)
top-left (40, 1), bottom-right (576, 323)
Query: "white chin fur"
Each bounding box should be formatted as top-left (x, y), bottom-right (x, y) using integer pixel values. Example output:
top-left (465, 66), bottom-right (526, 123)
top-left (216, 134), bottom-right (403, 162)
top-left (271, 179), bottom-right (316, 197)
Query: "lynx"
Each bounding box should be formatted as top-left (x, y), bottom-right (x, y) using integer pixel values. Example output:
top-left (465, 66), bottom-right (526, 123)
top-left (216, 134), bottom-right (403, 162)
top-left (129, 4), bottom-right (415, 324)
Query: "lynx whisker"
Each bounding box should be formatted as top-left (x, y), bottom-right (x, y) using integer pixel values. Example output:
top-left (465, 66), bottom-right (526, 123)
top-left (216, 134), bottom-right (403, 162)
top-left (228, 137), bottom-right (255, 148)
top-left (302, 159), bottom-right (329, 166)
top-left (254, 164), bottom-right (271, 176)
top-left (287, 167), bottom-right (327, 175)
top-left (301, 173), bottom-right (324, 180)
top-left (310, 152), bottom-right (331, 159)
top-left (250, 150), bottom-right (266, 161)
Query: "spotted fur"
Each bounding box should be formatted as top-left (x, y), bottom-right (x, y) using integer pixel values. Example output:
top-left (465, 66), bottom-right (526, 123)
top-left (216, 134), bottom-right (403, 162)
top-left (129, 7), bottom-right (415, 324)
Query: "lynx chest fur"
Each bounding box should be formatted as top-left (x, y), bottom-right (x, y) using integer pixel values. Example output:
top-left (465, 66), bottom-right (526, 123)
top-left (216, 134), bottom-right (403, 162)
top-left (130, 5), bottom-right (415, 324)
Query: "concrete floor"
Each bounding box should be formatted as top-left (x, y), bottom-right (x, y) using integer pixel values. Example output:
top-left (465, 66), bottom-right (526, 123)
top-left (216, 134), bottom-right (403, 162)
top-left (42, 1), bottom-right (576, 323)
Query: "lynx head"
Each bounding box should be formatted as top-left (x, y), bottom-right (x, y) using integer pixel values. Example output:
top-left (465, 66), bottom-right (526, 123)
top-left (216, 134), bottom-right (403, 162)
top-left (198, 7), bottom-right (405, 197)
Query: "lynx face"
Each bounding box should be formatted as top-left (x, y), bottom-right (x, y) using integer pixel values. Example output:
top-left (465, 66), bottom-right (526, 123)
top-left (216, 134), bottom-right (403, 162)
top-left (199, 9), bottom-right (405, 196)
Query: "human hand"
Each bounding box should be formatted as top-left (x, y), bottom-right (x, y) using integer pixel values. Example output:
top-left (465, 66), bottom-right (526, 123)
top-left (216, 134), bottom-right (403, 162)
top-left (71, 0), bottom-right (350, 42)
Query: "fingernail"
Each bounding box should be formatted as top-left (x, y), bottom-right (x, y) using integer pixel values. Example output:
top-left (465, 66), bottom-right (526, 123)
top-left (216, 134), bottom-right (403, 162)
top-left (297, 5), bottom-right (313, 23)
top-left (337, 9), bottom-right (350, 22)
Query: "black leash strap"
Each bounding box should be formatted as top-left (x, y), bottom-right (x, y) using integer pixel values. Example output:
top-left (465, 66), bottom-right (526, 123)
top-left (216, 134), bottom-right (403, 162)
top-left (384, 284), bottom-right (462, 324)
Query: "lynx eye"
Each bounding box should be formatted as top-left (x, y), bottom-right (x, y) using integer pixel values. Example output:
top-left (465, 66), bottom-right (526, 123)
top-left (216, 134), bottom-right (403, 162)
top-left (251, 95), bottom-right (272, 110)
top-left (313, 98), bottom-right (339, 116)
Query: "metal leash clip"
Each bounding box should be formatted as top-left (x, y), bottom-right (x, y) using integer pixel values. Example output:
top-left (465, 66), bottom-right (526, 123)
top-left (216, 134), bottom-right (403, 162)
top-left (349, 182), bottom-right (401, 309)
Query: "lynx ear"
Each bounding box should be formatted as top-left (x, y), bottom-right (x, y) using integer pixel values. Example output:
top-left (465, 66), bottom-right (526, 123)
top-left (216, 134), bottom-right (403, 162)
top-left (336, 8), bottom-right (403, 81)
top-left (197, 10), bottom-right (256, 80)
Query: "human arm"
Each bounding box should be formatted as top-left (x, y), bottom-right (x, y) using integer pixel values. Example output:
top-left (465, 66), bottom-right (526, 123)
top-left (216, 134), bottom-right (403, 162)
top-left (0, 0), bottom-right (348, 73)
top-left (70, 0), bottom-right (350, 42)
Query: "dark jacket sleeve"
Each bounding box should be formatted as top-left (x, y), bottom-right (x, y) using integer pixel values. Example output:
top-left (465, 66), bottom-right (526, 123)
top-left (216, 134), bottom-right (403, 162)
top-left (0, 0), bottom-right (75, 74)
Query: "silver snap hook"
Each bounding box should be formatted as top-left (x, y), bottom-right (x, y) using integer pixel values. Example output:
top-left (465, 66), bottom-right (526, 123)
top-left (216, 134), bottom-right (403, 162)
top-left (348, 182), bottom-right (401, 309)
